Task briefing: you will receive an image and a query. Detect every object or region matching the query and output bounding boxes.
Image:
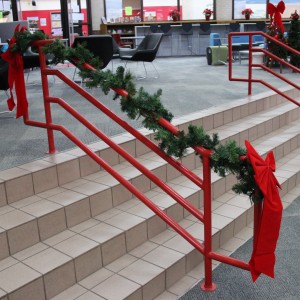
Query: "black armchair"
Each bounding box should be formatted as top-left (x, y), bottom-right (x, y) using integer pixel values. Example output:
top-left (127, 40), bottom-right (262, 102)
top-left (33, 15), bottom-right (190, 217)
top-left (119, 33), bottom-right (163, 79)
top-left (0, 58), bottom-right (13, 117)
top-left (72, 35), bottom-right (113, 69)
top-left (71, 35), bottom-right (114, 83)
top-left (22, 47), bottom-right (53, 82)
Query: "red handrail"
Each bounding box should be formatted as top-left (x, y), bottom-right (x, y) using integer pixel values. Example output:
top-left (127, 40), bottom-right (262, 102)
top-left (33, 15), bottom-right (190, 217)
top-left (21, 39), bottom-right (255, 291)
top-left (228, 31), bottom-right (300, 107)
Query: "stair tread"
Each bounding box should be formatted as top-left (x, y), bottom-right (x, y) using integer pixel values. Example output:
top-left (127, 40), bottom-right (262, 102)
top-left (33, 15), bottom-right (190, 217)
top-left (0, 91), bottom-right (299, 299)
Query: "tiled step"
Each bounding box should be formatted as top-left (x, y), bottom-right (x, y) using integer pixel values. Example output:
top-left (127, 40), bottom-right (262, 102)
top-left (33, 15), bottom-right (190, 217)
top-left (156, 184), bottom-right (300, 300)
top-left (49, 156), bottom-right (300, 300)
top-left (0, 90), bottom-right (299, 299)
top-left (0, 89), bottom-right (296, 206)
top-left (0, 130), bottom-right (299, 299)
top-left (0, 115), bottom-right (299, 261)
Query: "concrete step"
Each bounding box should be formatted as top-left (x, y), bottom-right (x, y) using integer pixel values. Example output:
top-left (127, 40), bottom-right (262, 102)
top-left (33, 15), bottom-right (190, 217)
top-left (0, 114), bottom-right (299, 261)
top-left (0, 89), bottom-right (299, 299)
top-left (0, 88), bottom-right (295, 206)
top-left (156, 185), bottom-right (300, 300)
top-left (49, 157), bottom-right (300, 300)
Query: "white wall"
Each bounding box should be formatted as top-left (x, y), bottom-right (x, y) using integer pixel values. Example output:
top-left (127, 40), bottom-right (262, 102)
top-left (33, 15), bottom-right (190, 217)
top-left (91, 0), bottom-right (105, 31)
top-left (216, 0), bottom-right (232, 20)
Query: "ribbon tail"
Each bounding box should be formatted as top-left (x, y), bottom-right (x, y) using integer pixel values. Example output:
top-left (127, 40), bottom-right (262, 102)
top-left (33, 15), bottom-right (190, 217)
top-left (14, 56), bottom-right (28, 118)
top-left (7, 90), bottom-right (16, 111)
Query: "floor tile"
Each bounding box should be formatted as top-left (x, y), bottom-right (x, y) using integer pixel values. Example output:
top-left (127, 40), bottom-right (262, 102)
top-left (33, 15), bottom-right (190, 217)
top-left (142, 246), bottom-right (184, 269)
top-left (118, 259), bottom-right (164, 286)
top-left (53, 234), bottom-right (99, 257)
top-left (92, 274), bottom-right (141, 300)
top-left (79, 268), bottom-right (114, 290)
top-left (51, 284), bottom-right (87, 300)
top-left (23, 248), bottom-right (72, 274)
top-left (0, 210), bottom-right (34, 230)
top-left (81, 222), bottom-right (123, 244)
top-left (0, 263), bottom-right (40, 293)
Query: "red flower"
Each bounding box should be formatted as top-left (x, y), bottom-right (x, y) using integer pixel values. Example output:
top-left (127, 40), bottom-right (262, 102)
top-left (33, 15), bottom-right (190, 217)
top-left (290, 10), bottom-right (299, 20)
top-left (242, 8), bottom-right (254, 15)
top-left (169, 9), bottom-right (180, 18)
top-left (203, 9), bottom-right (213, 16)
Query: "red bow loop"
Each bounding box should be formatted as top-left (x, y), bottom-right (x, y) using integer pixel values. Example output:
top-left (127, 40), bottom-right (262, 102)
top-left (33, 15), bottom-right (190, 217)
top-left (267, 3), bottom-right (276, 16)
top-left (267, 1), bottom-right (285, 34)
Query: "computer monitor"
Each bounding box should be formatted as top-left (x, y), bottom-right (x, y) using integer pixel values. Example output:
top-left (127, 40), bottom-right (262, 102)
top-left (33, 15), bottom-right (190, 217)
top-left (0, 21), bottom-right (29, 43)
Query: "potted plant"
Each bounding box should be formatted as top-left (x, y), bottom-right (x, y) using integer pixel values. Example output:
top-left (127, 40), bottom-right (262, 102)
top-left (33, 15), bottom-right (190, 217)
top-left (203, 8), bottom-right (214, 21)
top-left (169, 9), bottom-right (180, 21)
top-left (242, 8), bottom-right (254, 20)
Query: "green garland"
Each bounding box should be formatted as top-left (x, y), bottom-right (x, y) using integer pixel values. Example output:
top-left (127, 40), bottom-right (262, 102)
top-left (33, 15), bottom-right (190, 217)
top-left (9, 30), bottom-right (263, 203)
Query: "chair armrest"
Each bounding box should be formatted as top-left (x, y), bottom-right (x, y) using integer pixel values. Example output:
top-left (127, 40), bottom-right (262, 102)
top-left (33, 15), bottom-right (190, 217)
top-left (119, 48), bottom-right (137, 56)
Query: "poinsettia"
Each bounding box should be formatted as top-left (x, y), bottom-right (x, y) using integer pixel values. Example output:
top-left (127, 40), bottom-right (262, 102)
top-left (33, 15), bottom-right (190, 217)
top-left (290, 10), bottom-right (299, 20)
top-left (203, 9), bottom-right (214, 16)
top-left (169, 9), bottom-right (180, 19)
top-left (242, 8), bottom-right (254, 16)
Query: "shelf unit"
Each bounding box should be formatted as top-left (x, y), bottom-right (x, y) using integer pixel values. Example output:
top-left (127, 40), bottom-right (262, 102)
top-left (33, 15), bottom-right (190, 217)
top-left (100, 23), bottom-right (138, 48)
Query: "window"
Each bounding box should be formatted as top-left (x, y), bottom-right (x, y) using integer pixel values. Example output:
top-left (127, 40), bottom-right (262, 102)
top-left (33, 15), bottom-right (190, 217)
top-left (143, 0), bottom-right (177, 21)
top-left (106, 0), bottom-right (142, 23)
top-left (233, 0), bottom-right (267, 19)
top-left (181, 0), bottom-right (214, 20)
top-left (105, 0), bottom-right (216, 22)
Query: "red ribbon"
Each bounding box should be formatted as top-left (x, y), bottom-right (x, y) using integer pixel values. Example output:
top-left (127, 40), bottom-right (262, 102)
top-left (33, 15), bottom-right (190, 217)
top-left (267, 1), bottom-right (285, 34)
top-left (245, 140), bottom-right (283, 282)
top-left (1, 24), bottom-right (28, 118)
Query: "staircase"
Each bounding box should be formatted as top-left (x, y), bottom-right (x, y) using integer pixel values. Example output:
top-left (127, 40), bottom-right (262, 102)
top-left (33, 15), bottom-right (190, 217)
top-left (0, 86), bottom-right (299, 300)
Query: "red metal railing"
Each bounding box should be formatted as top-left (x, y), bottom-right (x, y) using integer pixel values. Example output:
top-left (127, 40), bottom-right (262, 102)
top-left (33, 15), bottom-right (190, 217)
top-left (228, 31), bottom-right (300, 107)
top-left (21, 39), bottom-right (256, 291)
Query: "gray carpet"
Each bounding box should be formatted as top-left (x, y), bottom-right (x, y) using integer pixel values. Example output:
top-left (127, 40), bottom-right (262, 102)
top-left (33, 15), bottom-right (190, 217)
top-left (179, 197), bottom-right (300, 300)
top-left (1, 56), bottom-right (300, 171)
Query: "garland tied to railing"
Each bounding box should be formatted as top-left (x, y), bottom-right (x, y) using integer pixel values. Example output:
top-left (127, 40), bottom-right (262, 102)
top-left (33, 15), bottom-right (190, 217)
top-left (5, 30), bottom-right (264, 203)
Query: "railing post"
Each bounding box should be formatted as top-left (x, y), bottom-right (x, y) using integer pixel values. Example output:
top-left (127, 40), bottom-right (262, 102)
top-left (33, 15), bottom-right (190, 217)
top-left (228, 33), bottom-right (233, 80)
top-left (38, 44), bottom-right (56, 153)
top-left (248, 33), bottom-right (253, 95)
top-left (200, 154), bottom-right (216, 291)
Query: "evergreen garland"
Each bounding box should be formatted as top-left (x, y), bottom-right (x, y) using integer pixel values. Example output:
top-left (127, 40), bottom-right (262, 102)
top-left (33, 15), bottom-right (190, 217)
top-left (8, 30), bottom-right (264, 203)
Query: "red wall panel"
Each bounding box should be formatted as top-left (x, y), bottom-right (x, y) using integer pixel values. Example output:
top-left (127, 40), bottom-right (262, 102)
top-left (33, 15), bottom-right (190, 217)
top-left (22, 9), bottom-right (88, 38)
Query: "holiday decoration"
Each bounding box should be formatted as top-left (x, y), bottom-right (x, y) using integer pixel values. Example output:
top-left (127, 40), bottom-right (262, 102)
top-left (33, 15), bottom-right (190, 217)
top-left (203, 9), bottom-right (213, 21)
top-left (266, 1), bottom-right (288, 64)
top-left (3, 28), bottom-right (285, 281)
top-left (1, 25), bottom-right (29, 118)
top-left (242, 8), bottom-right (254, 20)
top-left (268, 1), bottom-right (285, 34)
top-left (3, 27), bottom-right (278, 205)
top-left (169, 9), bottom-right (180, 21)
top-left (246, 141), bottom-right (283, 282)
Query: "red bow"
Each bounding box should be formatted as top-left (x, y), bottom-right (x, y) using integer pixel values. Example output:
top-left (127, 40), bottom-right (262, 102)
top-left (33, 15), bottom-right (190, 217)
top-left (1, 24), bottom-right (28, 118)
top-left (267, 1), bottom-right (285, 34)
top-left (245, 140), bottom-right (283, 282)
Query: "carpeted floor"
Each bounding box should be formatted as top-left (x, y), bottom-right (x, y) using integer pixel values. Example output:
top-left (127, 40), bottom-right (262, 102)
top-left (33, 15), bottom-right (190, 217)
top-left (179, 196), bottom-right (300, 300)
